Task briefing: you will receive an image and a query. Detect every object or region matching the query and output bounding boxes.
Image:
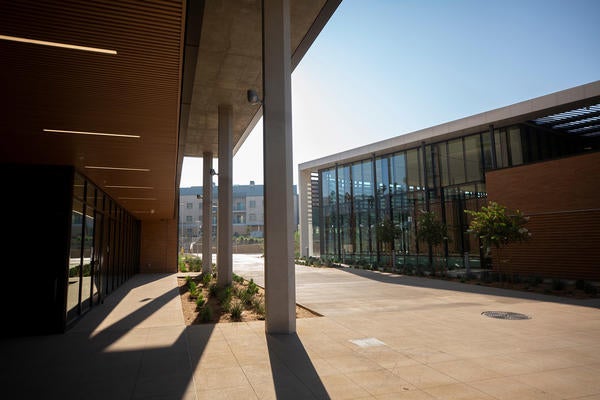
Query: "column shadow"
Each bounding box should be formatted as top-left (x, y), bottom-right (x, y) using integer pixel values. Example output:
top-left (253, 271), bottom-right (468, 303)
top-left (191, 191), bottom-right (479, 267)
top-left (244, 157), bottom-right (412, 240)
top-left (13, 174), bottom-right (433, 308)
top-left (0, 274), bottom-right (216, 400)
top-left (266, 333), bottom-right (330, 400)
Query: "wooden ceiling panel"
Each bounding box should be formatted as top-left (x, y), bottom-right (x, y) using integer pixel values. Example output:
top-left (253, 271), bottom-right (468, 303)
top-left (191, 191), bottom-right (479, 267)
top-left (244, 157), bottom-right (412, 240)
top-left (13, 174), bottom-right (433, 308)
top-left (0, 0), bottom-right (185, 221)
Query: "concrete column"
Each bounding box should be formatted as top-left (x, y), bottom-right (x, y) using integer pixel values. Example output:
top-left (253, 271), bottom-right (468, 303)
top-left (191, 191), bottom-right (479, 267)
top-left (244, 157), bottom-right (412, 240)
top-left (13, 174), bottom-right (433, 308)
top-left (298, 169), bottom-right (311, 258)
top-left (202, 152), bottom-right (213, 275)
top-left (217, 104), bottom-right (233, 287)
top-left (263, 0), bottom-right (296, 334)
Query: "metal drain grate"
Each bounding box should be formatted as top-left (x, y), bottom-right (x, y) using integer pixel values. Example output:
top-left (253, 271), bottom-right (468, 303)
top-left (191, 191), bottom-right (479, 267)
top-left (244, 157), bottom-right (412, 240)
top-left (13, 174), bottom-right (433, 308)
top-left (482, 311), bottom-right (531, 320)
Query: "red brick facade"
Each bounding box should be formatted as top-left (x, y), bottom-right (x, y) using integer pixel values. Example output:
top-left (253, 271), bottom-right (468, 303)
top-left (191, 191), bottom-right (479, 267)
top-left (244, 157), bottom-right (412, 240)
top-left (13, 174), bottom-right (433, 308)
top-left (486, 152), bottom-right (600, 280)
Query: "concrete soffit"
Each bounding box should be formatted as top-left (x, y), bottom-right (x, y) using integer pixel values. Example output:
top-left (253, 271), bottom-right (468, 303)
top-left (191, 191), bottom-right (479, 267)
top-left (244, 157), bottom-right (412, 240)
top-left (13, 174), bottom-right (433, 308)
top-left (179, 0), bottom-right (342, 160)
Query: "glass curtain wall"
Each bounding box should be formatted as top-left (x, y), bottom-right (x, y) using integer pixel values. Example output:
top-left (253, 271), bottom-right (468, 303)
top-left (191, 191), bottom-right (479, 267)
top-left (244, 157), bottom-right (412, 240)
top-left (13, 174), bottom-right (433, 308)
top-left (67, 172), bottom-right (140, 326)
top-left (318, 131), bottom-right (496, 269)
top-left (351, 160), bottom-right (374, 262)
top-left (315, 123), bottom-right (590, 269)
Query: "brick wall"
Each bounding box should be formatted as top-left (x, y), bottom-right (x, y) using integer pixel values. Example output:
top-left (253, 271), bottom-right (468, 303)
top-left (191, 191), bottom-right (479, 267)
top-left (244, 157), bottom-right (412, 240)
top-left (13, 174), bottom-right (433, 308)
top-left (486, 151), bottom-right (600, 280)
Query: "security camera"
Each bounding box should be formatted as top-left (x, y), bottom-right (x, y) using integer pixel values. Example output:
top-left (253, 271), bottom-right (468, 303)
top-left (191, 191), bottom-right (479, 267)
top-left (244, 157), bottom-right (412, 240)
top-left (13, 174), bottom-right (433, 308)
top-left (247, 89), bottom-right (262, 105)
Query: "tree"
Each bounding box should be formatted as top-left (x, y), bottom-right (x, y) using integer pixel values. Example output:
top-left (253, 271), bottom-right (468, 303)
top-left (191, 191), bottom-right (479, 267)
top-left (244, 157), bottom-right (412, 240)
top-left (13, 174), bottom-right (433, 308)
top-left (375, 217), bottom-right (401, 269)
top-left (465, 201), bottom-right (531, 281)
top-left (416, 210), bottom-right (447, 275)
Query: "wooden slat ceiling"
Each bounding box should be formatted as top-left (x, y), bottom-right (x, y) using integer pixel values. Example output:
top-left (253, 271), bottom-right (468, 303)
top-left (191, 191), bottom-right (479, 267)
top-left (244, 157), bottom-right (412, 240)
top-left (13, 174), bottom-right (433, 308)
top-left (0, 0), bottom-right (185, 221)
top-left (1, 0), bottom-right (341, 222)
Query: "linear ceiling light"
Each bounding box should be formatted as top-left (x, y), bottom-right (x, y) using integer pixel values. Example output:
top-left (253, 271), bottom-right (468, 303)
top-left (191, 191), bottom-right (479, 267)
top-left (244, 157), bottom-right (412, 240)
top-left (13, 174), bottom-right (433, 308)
top-left (0, 34), bottom-right (117, 54)
top-left (119, 197), bottom-right (156, 201)
top-left (43, 129), bottom-right (139, 138)
top-left (105, 185), bottom-right (154, 189)
top-left (85, 166), bottom-right (150, 172)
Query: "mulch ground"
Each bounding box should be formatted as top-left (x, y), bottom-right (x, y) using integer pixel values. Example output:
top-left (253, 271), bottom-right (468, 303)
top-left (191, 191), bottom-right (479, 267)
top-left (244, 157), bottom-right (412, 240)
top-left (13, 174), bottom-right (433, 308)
top-left (177, 276), bottom-right (319, 325)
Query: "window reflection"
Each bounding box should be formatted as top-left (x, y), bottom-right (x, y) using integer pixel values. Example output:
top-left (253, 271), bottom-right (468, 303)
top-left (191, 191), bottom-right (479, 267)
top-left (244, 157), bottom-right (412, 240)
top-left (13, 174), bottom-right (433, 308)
top-left (67, 199), bottom-right (83, 323)
top-left (81, 209), bottom-right (94, 312)
top-left (65, 173), bottom-right (139, 327)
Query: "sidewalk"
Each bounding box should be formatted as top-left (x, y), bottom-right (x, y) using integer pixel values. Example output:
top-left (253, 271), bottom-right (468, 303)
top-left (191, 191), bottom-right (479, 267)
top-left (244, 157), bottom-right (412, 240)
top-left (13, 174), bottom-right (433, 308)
top-left (1, 255), bottom-right (599, 399)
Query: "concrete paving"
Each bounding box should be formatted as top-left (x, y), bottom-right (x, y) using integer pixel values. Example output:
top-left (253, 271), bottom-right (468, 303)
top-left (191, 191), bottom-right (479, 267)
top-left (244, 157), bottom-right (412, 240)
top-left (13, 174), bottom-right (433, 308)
top-left (2, 253), bottom-right (600, 399)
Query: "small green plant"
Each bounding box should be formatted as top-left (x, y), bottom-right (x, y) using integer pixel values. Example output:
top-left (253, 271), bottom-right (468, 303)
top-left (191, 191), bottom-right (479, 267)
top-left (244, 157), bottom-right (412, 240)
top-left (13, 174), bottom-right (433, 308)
top-left (217, 285), bottom-right (232, 302)
top-left (187, 256), bottom-right (202, 272)
top-left (199, 305), bottom-right (213, 322)
top-left (209, 283), bottom-right (218, 297)
top-left (195, 294), bottom-right (206, 309)
top-left (229, 300), bottom-right (243, 321)
top-left (238, 287), bottom-right (254, 305)
top-left (252, 296), bottom-right (265, 320)
top-left (202, 273), bottom-right (212, 287)
top-left (218, 286), bottom-right (233, 311)
top-left (185, 275), bottom-right (192, 284)
top-left (179, 255), bottom-right (188, 272)
top-left (247, 279), bottom-right (259, 295)
top-left (188, 281), bottom-right (199, 298)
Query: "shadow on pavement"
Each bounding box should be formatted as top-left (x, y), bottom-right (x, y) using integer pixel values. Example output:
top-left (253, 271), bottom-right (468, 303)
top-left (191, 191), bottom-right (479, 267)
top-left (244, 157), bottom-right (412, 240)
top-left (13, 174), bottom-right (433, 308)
top-left (0, 274), bottom-right (215, 400)
top-left (334, 266), bottom-right (600, 309)
top-left (267, 333), bottom-right (330, 399)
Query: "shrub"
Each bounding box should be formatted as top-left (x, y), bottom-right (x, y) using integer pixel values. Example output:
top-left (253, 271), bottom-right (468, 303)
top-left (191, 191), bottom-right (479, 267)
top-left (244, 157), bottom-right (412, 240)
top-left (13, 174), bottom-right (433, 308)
top-left (465, 202), bottom-right (531, 281)
top-left (218, 286), bottom-right (233, 311)
top-left (252, 296), bottom-right (265, 320)
top-left (178, 256), bottom-right (187, 272)
top-left (185, 276), bottom-right (192, 284)
top-left (188, 281), bottom-right (199, 298)
top-left (195, 295), bottom-right (205, 309)
top-left (217, 285), bottom-right (232, 301)
top-left (209, 283), bottom-right (218, 297)
top-left (229, 300), bottom-right (243, 320)
top-left (202, 273), bottom-right (212, 287)
top-left (238, 288), bottom-right (254, 305)
top-left (247, 279), bottom-right (259, 295)
top-left (199, 305), bottom-right (213, 323)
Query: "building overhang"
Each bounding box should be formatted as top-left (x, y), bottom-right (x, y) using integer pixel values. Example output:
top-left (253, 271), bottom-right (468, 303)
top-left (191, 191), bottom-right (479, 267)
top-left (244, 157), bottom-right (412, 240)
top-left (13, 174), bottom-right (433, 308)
top-left (1, 0), bottom-right (341, 222)
top-left (178, 0), bottom-right (341, 159)
top-left (299, 80), bottom-right (600, 173)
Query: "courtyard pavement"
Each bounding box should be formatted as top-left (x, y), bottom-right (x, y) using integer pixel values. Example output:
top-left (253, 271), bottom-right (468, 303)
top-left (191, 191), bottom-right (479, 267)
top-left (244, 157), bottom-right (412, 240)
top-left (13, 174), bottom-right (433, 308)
top-left (2, 254), bottom-right (600, 399)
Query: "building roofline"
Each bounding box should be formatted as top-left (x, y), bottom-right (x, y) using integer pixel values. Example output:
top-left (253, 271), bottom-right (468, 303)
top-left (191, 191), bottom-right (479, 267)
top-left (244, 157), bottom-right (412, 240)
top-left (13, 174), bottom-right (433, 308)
top-left (299, 80), bottom-right (600, 172)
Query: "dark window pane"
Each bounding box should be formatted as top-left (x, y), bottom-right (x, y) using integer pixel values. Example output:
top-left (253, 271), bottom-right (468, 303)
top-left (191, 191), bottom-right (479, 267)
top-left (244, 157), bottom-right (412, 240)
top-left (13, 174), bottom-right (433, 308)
top-left (447, 138), bottom-right (466, 184)
top-left (494, 129), bottom-right (509, 168)
top-left (508, 126), bottom-right (523, 166)
top-left (406, 148), bottom-right (421, 190)
top-left (464, 134), bottom-right (483, 182)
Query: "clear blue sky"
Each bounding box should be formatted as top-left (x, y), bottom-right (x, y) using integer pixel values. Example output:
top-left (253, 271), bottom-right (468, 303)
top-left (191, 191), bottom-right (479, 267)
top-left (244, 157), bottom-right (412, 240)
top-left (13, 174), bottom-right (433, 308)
top-left (180, 0), bottom-right (600, 188)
